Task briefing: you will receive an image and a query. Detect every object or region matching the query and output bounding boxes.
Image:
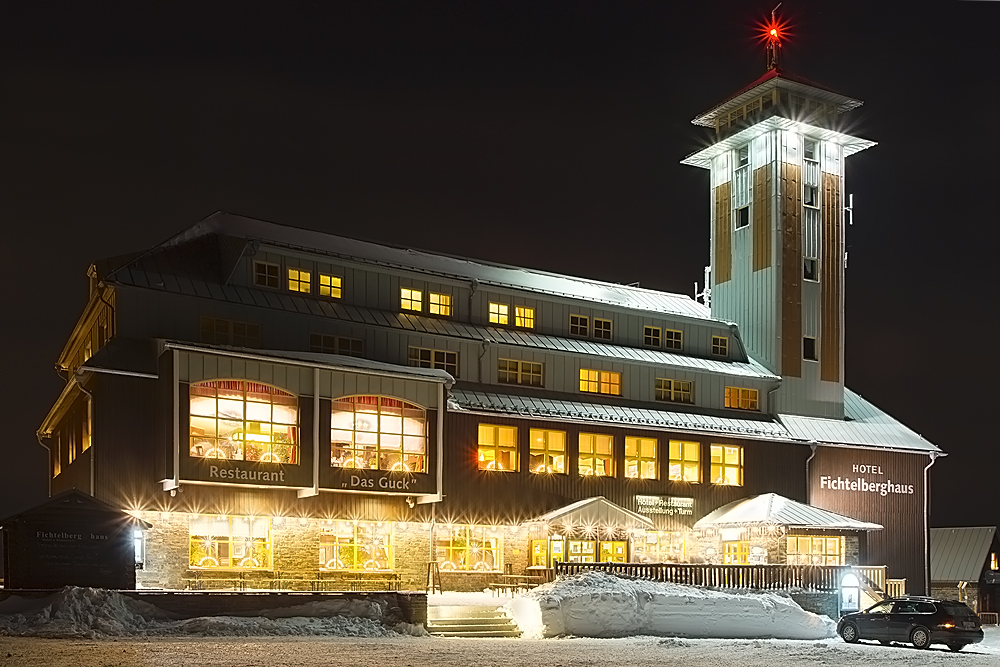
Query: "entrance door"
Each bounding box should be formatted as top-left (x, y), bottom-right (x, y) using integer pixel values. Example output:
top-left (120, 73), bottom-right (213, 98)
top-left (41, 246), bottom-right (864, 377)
top-left (599, 541), bottom-right (627, 563)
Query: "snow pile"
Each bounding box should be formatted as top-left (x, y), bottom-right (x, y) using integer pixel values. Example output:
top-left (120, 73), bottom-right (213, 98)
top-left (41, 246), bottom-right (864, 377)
top-left (0, 587), bottom-right (414, 639)
top-left (509, 571), bottom-right (836, 640)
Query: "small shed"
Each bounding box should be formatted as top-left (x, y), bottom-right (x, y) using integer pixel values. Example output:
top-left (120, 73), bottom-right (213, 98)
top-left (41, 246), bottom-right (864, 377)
top-left (0, 489), bottom-right (151, 590)
top-left (930, 526), bottom-right (1000, 614)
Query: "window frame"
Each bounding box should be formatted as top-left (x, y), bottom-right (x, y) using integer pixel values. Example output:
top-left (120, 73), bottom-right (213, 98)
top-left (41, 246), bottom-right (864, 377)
top-left (514, 306), bottom-right (535, 329)
top-left (287, 267), bottom-right (312, 294)
top-left (578, 433), bottom-right (614, 477)
top-left (625, 436), bottom-right (658, 480)
top-left (497, 358), bottom-right (543, 387)
top-left (664, 329), bottom-right (683, 350)
top-left (655, 378), bottom-right (693, 404)
top-left (189, 515), bottom-right (272, 570)
top-left (710, 444), bottom-right (744, 486)
top-left (488, 302), bottom-right (509, 326)
top-left (320, 520), bottom-right (394, 571)
top-left (803, 258), bottom-right (818, 282)
top-left (529, 428), bottom-right (567, 474)
top-left (803, 184), bottom-right (819, 208)
top-left (579, 368), bottom-right (621, 396)
top-left (593, 318), bottom-right (613, 341)
top-left (478, 424), bottom-right (518, 472)
top-left (400, 287), bottom-right (423, 313)
top-left (668, 440), bottom-right (701, 483)
top-left (724, 386), bottom-right (759, 411)
top-left (569, 314), bottom-right (589, 337)
top-left (643, 326), bottom-right (661, 348)
top-left (407, 346), bottom-right (458, 377)
top-left (318, 274), bottom-right (342, 299)
top-left (436, 525), bottom-right (502, 572)
top-left (803, 336), bottom-right (818, 362)
top-left (330, 395), bottom-right (428, 473)
top-left (253, 261), bottom-right (280, 289)
top-left (428, 292), bottom-right (452, 317)
top-left (711, 335), bottom-right (729, 357)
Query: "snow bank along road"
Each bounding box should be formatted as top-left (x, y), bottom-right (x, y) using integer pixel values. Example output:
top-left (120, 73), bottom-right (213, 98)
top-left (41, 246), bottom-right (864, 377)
top-left (2, 633), bottom-right (999, 667)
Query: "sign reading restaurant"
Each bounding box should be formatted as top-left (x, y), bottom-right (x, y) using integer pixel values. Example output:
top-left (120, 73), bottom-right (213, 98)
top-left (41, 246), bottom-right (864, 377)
top-left (819, 463), bottom-right (915, 496)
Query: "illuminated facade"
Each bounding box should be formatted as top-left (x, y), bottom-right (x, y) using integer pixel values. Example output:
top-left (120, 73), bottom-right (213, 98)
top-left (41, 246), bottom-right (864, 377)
top-left (38, 51), bottom-right (942, 593)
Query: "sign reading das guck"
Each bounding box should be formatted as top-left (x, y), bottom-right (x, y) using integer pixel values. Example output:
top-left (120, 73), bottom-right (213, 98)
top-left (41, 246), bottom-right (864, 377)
top-left (819, 463), bottom-right (915, 497)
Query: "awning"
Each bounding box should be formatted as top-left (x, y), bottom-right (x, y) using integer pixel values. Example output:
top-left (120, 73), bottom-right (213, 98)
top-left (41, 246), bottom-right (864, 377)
top-left (528, 496), bottom-right (654, 532)
top-left (693, 493), bottom-right (882, 532)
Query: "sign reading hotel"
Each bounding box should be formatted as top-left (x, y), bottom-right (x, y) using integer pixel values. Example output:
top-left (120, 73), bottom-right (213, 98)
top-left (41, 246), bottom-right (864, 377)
top-left (819, 463), bottom-right (915, 497)
top-left (636, 495), bottom-right (695, 531)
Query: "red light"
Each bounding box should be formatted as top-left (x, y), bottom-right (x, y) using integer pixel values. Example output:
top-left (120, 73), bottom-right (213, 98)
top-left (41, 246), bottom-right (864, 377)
top-left (770, 28), bottom-right (778, 38)
top-left (757, 15), bottom-right (790, 45)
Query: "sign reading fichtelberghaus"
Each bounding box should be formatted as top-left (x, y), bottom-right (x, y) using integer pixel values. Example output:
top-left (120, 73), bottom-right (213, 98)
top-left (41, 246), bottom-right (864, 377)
top-left (819, 463), bottom-right (915, 496)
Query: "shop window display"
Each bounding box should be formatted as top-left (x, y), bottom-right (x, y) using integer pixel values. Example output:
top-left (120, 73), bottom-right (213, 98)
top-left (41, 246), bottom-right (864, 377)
top-left (330, 396), bottom-right (427, 472)
top-left (189, 381), bottom-right (298, 463)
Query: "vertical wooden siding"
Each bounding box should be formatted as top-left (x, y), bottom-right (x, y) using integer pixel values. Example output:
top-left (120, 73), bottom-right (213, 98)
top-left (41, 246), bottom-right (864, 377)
top-left (752, 165), bottom-right (772, 271)
top-left (820, 172), bottom-right (842, 382)
top-left (780, 163), bottom-right (802, 377)
top-left (714, 182), bottom-right (732, 284)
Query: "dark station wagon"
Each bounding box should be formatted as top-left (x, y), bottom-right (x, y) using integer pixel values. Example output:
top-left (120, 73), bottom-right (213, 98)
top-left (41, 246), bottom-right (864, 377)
top-left (838, 597), bottom-right (984, 651)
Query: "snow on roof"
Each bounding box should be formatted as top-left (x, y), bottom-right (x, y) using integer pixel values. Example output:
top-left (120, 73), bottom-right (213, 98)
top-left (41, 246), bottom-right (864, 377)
top-left (527, 496), bottom-right (654, 531)
top-left (449, 389), bottom-right (790, 440)
top-left (930, 526), bottom-right (998, 583)
top-left (161, 212), bottom-right (716, 321)
top-left (778, 388), bottom-right (941, 454)
top-left (693, 493), bottom-right (882, 532)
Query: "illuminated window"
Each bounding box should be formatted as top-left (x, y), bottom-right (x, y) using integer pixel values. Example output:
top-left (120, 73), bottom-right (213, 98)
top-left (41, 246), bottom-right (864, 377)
top-left (529, 429), bottom-right (566, 474)
top-left (331, 396), bottom-right (426, 472)
top-left (803, 337), bottom-right (818, 361)
top-left (804, 258), bottom-right (818, 281)
top-left (712, 335), bottom-right (729, 356)
top-left (400, 288), bottom-right (422, 312)
top-left (515, 306), bottom-right (535, 329)
top-left (625, 436), bottom-right (657, 479)
top-left (991, 552), bottom-right (998, 571)
top-left (668, 440), bottom-right (700, 482)
top-left (579, 369), bottom-right (621, 396)
top-left (189, 515), bottom-right (271, 570)
top-left (254, 261), bottom-right (279, 289)
top-left (320, 521), bottom-right (393, 571)
top-left (309, 334), bottom-right (363, 358)
top-left (408, 346), bottom-right (458, 377)
top-left (429, 292), bottom-right (451, 316)
top-left (200, 317), bottom-right (261, 347)
top-left (287, 268), bottom-right (311, 293)
top-left (655, 378), bottom-right (693, 404)
top-left (436, 525), bottom-right (502, 572)
top-left (52, 434), bottom-right (61, 477)
top-left (570, 314), bottom-right (589, 336)
top-left (664, 329), bottom-right (683, 350)
top-left (723, 541), bottom-right (750, 565)
top-left (804, 185), bottom-right (818, 208)
top-left (594, 318), bottom-right (613, 341)
top-left (579, 433), bottom-right (614, 477)
top-left (82, 398), bottom-right (92, 452)
top-left (498, 359), bottom-right (543, 387)
top-left (489, 302), bottom-right (509, 325)
top-left (68, 419), bottom-right (76, 464)
top-left (644, 326), bottom-right (661, 347)
top-left (134, 530), bottom-right (145, 568)
top-left (710, 444), bottom-right (743, 486)
top-left (319, 274), bottom-right (342, 298)
top-left (735, 145), bottom-right (750, 228)
top-left (189, 380), bottom-right (299, 464)
top-left (478, 424), bottom-right (517, 471)
top-left (787, 535), bottom-right (843, 566)
top-left (725, 386), bottom-right (759, 411)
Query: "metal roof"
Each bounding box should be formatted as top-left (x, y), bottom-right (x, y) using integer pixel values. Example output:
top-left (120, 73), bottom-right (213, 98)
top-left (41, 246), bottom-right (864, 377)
top-left (930, 527), bottom-right (998, 582)
top-left (133, 212), bottom-right (717, 321)
top-left (778, 389), bottom-right (941, 454)
top-left (449, 388), bottom-right (791, 440)
top-left (528, 496), bottom-right (654, 531)
top-left (693, 493), bottom-right (882, 531)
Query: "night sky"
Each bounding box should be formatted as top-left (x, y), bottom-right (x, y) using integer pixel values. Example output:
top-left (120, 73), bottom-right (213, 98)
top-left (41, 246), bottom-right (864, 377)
top-left (2, 1), bottom-right (998, 526)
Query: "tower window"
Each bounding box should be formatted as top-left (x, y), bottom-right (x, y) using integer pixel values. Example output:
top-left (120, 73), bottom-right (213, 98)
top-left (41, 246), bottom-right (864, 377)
top-left (804, 139), bottom-right (818, 161)
top-left (804, 185), bottom-right (819, 208)
top-left (736, 206), bottom-right (750, 229)
top-left (804, 258), bottom-right (818, 281)
top-left (803, 337), bottom-right (818, 361)
top-left (711, 335), bottom-right (729, 357)
top-left (737, 145), bottom-right (749, 168)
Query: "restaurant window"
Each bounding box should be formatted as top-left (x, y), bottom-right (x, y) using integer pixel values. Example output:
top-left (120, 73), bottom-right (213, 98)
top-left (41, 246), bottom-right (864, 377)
top-left (254, 261), bottom-right (279, 289)
top-left (787, 535), bottom-right (844, 566)
top-left (655, 378), bottom-right (693, 404)
top-left (400, 288), bottom-right (422, 312)
top-left (723, 541), bottom-right (750, 565)
top-left (711, 335), bottom-right (729, 357)
top-left (594, 318), bottom-right (613, 341)
top-left (580, 369), bottom-right (621, 396)
top-left (724, 387), bottom-right (759, 411)
top-left (189, 515), bottom-right (271, 570)
top-left (710, 444), bottom-right (743, 486)
top-left (319, 274), bottom-right (342, 298)
top-left (497, 359), bottom-right (543, 387)
top-left (644, 326), bottom-right (661, 347)
top-left (668, 440), bottom-right (700, 482)
top-left (288, 268), bottom-right (311, 293)
top-left (625, 436), bottom-right (657, 479)
top-left (330, 396), bottom-right (426, 472)
top-left (664, 329), bottom-right (683, 350)
top-left (488, 302), bottom-right (509, 325)
top-left (570, 314), bottom-right (589, 337)
top-left (320, 521), bottom-right (393, 571)
top-left (436, 525), bottom-right (502, 572)
top-left (478, 424), bottom-right (517, 471)
top-left (310, 333), bottom-right (364, 358)
top-left (529, 429), bottom-right (566, 474)
top-left (408, 346), bottom-right (458, 377)
top-left (189, 381), bottom-right (298, 464)
top-left (515, 306), bottom-right (535, 329)
top-left (579, 433), bottom-right (614, 477)
top-left (429, 292), bottom-right (451, 316)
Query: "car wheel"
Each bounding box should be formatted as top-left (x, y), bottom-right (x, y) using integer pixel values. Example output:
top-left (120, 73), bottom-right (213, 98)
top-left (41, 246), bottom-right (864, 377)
top-left (910, 626), bottom-right (931, 649)
top-left (948, 644), bottom-right (965, 652)
top-left (840, 623), bottom-right (859, 644)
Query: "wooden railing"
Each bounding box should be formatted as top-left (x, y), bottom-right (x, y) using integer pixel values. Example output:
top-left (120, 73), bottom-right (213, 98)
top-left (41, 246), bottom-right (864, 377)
top-left (884, 578), bottom-right (907, 598)
top-left (554, 562), bottom-right (888, 594)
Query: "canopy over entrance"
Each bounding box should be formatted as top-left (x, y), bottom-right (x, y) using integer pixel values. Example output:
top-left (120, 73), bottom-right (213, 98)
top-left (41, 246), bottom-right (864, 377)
top-left (693, 493), bottom-right (882, 531)
top-left (529, 496), bottom-right (654, 533)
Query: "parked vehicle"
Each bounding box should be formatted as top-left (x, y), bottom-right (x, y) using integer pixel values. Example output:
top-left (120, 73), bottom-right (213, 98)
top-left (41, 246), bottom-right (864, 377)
top-left (838, 596), bottom-right (984, 651)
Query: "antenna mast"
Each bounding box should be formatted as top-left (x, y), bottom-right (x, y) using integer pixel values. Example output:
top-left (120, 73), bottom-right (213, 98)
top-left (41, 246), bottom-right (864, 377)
top-left (765, 4), bottom-right (783, 70)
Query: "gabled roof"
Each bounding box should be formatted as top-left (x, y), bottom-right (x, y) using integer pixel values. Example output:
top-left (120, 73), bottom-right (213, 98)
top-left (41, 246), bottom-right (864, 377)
top-left (930, 526), bottom-right (998, 582)
top-left (778, 389), bottom-right (941, 454)
top-left (692, 493), bottom-right (882, 531)
top-left (528, 496), bottom-right (654, 531)
top-left (107, 212), bottom-right (718, 322)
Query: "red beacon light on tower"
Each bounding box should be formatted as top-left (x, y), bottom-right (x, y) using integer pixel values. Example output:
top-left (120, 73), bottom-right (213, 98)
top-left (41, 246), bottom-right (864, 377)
top-left (758, 5), bottom-right (789, 71)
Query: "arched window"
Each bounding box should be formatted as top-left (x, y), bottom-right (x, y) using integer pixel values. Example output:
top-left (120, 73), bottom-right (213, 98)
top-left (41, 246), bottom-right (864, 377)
top-left (189, 380), bottom-right (298, 464)
top-left (330, 396), bottom-right (426, 472)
